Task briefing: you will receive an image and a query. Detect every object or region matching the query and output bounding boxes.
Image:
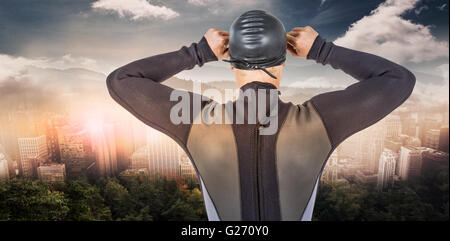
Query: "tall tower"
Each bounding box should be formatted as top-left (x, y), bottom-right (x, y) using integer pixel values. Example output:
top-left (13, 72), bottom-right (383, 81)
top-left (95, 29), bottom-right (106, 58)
top-left (17, 135), bottom-right (48, 178)
top-left (361, 120), bottom-right (386, 174)
top-left (322, 151), bottom-right (339, 183)
top-left (424, 129), bottom-right (441, 149)
top-left (180, 152), bottom-right (197, 180)
top-left (57, 125), bottom-right (94, 176)
top-left (377, 149), bottom-right (397, 190)
top-left (89, 122), bottom-right (118, 177)
top-left (146, 128), bottom-right (182, 178)
top-left (398, 146), bottom-right (428, 180)
top-left (0, 153), bottom-right (10, 182)
top-left (438, 126), bottom-right (449, 153)
top-left (385, 115), bottom-right (402, 138)
top-left (130, 146), bottom-right (149, 170)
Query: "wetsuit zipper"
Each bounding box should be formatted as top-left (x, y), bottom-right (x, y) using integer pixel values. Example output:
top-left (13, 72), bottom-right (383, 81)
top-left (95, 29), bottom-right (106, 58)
top-left (255, 124), bottom-right (261, 220)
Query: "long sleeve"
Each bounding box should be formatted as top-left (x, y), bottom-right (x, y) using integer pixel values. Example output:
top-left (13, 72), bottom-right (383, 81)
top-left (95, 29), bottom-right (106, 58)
top-left (106, 37), bottom-right (217, 147)
top-left (307, 36), bottom-right (416, 148)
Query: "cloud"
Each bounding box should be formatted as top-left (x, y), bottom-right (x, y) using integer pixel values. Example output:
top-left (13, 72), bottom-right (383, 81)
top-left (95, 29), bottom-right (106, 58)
top-left (413, 64), bottom-right (449, 105)
top-left (437, 64), bottom-right (449, 83)
top-left (187, 0), bottom-right (211, 6)
top-left (91, 0), bottom-right (179, 20)
top-left (287, 76), bottom-right (347, 89)
top-left (0, 54), bottom-right (105, 81)
top-left (414, 5), bottom-right (428, 15)
top-left (334, 0), bottom-right (448, 64)
top-left (186, 0), bottom-right (270, 15)
top-left (438, 3), bottom-right (447, 11)
top-left (0, 54), bottom-right (109, 112)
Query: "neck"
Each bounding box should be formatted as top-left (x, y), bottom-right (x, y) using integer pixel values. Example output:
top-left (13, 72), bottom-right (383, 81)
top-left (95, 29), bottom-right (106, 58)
top-left (235, 69), bottom-right (281, 89)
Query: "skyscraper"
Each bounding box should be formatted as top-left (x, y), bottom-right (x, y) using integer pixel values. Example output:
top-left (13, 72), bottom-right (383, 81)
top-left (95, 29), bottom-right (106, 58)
top-left (421, 150), bottom-right (449, 176)
top-left (322, 151), bottom-right (339, 183)
top-left (146, 128), bottom-right (182, 178)
top-left (45, 115), bottom-right (67, 163)
top-left (180, 152), bottom-right (197, 180)
top-left (339, 131), bottom-right (364, 161)
top-left (385, 115), bottom-right (402, 138)
top-left (0, 153), bottom-right (9, 182)
top-left (130, 146), bottom-right (149, 170)
top-left (17, 135), bottom-right (48, 178)
top-left (399, 146), bottom-right (428, 180)
top-left (377, 149), bottom-right (397, 190)
top-left (438, 126), bottom-right (449, 153)
top-left (57, 125), bottom-right (94, 176)
top-left (89, 122), bottom-right (118, 177)
top-left (113, 118), bottom-right (135, 172)
top-left (424, 129), bottom-right (440, 149)
top-left (361, 120), bottom-right (386, 174)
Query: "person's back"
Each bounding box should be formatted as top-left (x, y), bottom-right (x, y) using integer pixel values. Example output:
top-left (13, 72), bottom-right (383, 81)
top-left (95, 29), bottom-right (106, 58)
top-left (106, 10), bottom-right (415, 221)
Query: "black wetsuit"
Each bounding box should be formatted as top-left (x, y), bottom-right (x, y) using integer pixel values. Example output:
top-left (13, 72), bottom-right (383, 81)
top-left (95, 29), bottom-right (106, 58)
top-left (106, 36), bottom-right (416, 221)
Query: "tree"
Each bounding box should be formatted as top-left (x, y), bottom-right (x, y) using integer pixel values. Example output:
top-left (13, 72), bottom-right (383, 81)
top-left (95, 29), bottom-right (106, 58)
top-left (0, 179), bottom-right (69, 221)
top-left (187, 188), bottom-right (207, 220)
top-left (103, 179), bottom-right (134, 220)
top-left (61, 178), bottom-right (112, 221)
top-left (161, 199), bottom-right (201, 221)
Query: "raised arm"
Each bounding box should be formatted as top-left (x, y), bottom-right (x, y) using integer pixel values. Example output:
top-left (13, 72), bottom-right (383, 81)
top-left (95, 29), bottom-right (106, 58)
top-left (106, 29), bottom-right (229, 147)
top-left (287, 26), bottom-right (416, 148)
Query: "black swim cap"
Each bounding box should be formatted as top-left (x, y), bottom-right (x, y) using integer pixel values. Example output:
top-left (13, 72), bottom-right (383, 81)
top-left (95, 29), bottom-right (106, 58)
top-left (224, 10), bottom-right (286, 79)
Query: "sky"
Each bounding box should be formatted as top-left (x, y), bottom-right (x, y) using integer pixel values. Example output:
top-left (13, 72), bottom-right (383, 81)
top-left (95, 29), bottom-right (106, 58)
top-left (0, 0), bottom-right (448, 105)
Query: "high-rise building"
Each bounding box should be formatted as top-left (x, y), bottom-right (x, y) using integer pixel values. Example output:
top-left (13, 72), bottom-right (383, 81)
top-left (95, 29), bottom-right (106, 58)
top-left (401, 113), bottom-right (418, 137)
top-left (0, 153), bottom-right (10, 182)
top-left (398, 146), bottom-right (429, 180)
top-left (361, 121), bottom-right (386, 174)
top-left (377, 149), bottom-right (397, 190)
top-left (180, 152), bottom-right (197, 180)
top-left (421, 150), bottom-right (449, 176)
top-left (438, 126), bottom-right (449, 153)
top-left (339, 131), bottom-right (364, 161)
top-left (57, 125), bottom-right (94, 176)
top-left (146, 128), bottom-right (182, 178)
top-left (18, 135), bottom-right (48, 178)
top-left (424, 129), bottom-right (440, 149)
top-left (322, 151), bottom-right (339, 183)
top-left (37, 163), bottom-right (66, 182)
top-left (384, 138), bottom-right (402, 153)
top-left (402, 134), bottom-right (422, 147)
top-left (113, 119), bottom-right (135, 172)
top-left (0, 112), bottom-right (39, 163)
top-left (385, 115), bottom-right (402, 138)
top-left (419, 115), bottom-right (441, 143)
top-left (45, 115), bottom-right (67, 163)
top-left (0, 144), bottom-right (14, 179)
top-left (130, 146), bottom-right (149, 170)
top-left (89, 122), bottom-right (118, 177)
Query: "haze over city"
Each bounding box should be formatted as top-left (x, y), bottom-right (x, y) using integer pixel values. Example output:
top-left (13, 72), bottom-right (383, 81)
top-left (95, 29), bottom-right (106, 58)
top-left (0, 0), bottom-right (448, 191)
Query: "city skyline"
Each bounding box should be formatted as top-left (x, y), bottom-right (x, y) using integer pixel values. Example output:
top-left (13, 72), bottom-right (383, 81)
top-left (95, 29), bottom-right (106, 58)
top-left (0, 0), bottom-right (448, 187)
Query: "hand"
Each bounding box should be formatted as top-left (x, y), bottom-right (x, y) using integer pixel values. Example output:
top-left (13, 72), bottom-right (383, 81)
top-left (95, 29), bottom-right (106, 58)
top-left (204, 28), bottom-right (230, 60)
top-left (286, 26), bottom-right (319, 58)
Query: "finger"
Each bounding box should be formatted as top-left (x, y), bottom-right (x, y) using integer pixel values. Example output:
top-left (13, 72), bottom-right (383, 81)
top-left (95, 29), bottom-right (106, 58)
top-left (223, 37), bottom-right (229, 46)
top-left (286, 34), bottom-right (297, 45)
top-left (292, 27), bottom-right (306, 32)
top-left (218, 31), bottom-right (230, 36)
top-left (287, 31), bottom-right (299, 37)
top-left (222, 48), bottom-right (230, 58)
top-left (286, 43), bottom-right (297, 56)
